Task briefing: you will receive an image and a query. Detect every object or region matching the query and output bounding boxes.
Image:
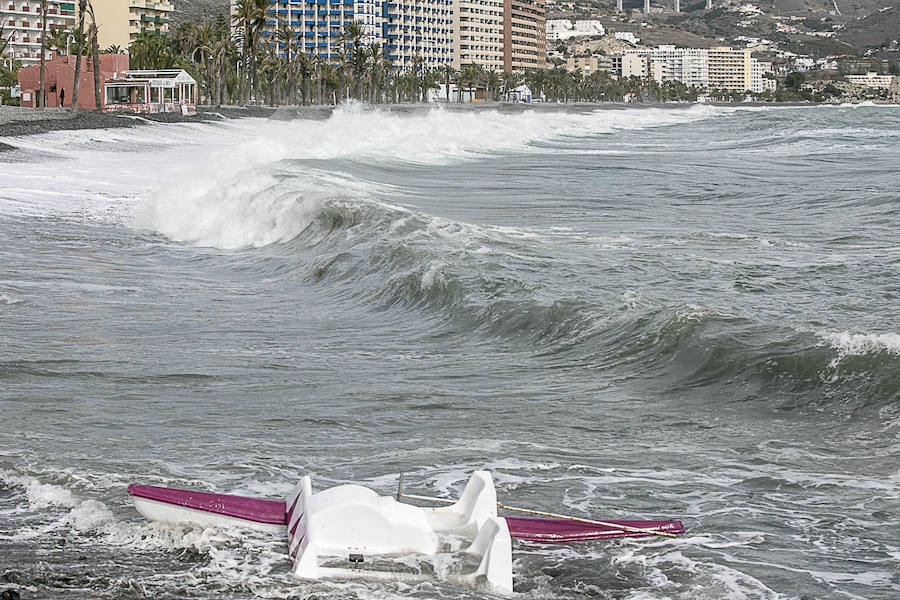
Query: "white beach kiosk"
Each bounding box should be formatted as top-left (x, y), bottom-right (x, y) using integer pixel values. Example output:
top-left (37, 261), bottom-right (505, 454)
top-left (103, 69), bottom-right (198, 115)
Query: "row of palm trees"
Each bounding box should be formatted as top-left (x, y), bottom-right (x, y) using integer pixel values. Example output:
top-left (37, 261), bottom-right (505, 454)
top-left (20, 0), bottom-right (702, 110)
top-left (128, 16), bottom-right (702, 107)
top-left (139, 8), bottom-right (703, 107)
top-left (28, 0), bottom-right (103, 112)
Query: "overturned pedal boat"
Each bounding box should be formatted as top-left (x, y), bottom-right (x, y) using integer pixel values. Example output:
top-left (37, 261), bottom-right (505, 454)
top-left (128, 470), bottom-right (684, 594)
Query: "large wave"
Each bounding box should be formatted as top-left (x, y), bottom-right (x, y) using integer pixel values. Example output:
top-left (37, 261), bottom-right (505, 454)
top-left (139, 168), bottom-right (900, 417)
top-left (7, 104), bottom-right (897, 415)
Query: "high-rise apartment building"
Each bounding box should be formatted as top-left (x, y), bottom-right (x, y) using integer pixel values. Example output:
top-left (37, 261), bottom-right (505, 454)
top-left (87, 0), bottom-right (174, 50)
top-left (626, 45), bottom-right (707, 88)
top-left (1, 0), bottom-right (76, 66)
top-left (249, 0), bottom-right (456, 71)
top-left (454, 0), bottom-right (503, 70)
top-left (601, 45), bottom-right (770, 93)
top-left (621, 52), bottom-right (647, 78)
top-left (502, 0), bottom-right (544, 72)
top-left (707, 46), bottom-right (751, 91)
top-left (750, 58), bottom-right (775, 92)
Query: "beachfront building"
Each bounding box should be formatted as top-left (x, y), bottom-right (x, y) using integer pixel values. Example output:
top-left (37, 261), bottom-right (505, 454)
top-left (16, 52), bottom-right (129, 107)
top-left (503, 0), bottom-right (545, 72)
top-left (104, 69), bottom-right (197, 114)
top-left (244, 0), bottom-right (456, 71)
top-left (454, 0), bottom-right (503, 70)
top-left (1, 0), bottom-right (76, 66)
top-left (845, 72), bottom-right (897, 89)
top-left (621, 53), bottom-right (647, 78)
top-left (86, 0), bottom-right (175, 50)
top-left (750, 58), bottom-right (775, 92)
top-left (625, 45), bottom-right (708, 88)
top-left (599, 46), bottom-right (772, 93)
top-left (708, 46), bottom-right (752, 91)
top-left (566, 53), bottom-right (599, 75)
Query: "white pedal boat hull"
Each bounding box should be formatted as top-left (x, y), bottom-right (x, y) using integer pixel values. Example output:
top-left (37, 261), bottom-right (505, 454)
top-left (129, 470), bottom-right (513, 595)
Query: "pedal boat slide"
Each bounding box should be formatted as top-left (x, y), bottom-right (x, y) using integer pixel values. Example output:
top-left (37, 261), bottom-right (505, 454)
top-left (128, 470), bottom-right (684, 595)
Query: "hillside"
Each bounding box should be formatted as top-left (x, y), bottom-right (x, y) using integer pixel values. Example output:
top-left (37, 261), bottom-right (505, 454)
top-left (838, 6), bottom-right (900, 49)
top-left (171, 0), bottom-right (230, 27)
top-left (551, 0), bottom-right (898, 57)
top-left (170, 0), bottom-right (894, 58)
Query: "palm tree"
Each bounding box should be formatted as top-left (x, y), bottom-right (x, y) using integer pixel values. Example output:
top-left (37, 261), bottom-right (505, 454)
top-left (103, 44), bottom-right (122, 54)
top-left (247, 0), bottom-right (269, 104)
top-left (341, 21), bottom-right (365, 100)
top-left (0, 24), bottom-right (11, 57)
top-left (230, 0), bottom-right (267, 104)
top-left (39, 0), bottom-right (47, 108)
top-left (525, 68), bottom-right (547, 101)
top-left (500, 70), bottom-right (521, 101)
top-left (129, 31), bottom-right (176, 70)
top-left (274, 23), bottom-right (296, 103)
top-left (411, 54), bottom-right (425, 102)
top-left (298, 52), bottom-right (312, 105)
top-left (458, 63), bottom-right (482, 102)
top-left (437, 63), bottom-right (455, 102)
top-left (70, 0), bottom-right (87, 114)
top-left (484, 69), bottom-right (501, 101)
top-left (87, 1), bottom-right (101, 110)
top-left (48, 27), bottom-right (71, 56)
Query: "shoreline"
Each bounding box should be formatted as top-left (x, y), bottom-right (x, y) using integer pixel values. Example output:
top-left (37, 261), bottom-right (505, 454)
top-left (0, 100), bottom-right (891, 147)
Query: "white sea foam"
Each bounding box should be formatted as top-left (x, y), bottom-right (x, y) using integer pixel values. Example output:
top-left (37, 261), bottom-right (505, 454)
top-left (0, 293), bottom-right (23, 305)
top-left (818, 331), bottom-right (900, 359)
top-left (1, 105), bottom-right (726, 244)
top-left (0, 469), bottom-right (78, 509)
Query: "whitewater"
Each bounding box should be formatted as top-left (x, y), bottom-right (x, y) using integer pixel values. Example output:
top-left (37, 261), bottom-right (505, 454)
top-left (1, 103), bottom-right (898, 600)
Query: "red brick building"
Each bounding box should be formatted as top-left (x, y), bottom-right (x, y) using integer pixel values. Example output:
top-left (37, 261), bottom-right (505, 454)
top-left (17, 53), bottom-right (129, 109)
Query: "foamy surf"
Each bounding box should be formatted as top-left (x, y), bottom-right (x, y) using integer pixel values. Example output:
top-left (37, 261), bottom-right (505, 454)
top-left (818, 331), bottom-right (900, 358)
top-left (3, 104), bottom-right (899, 600)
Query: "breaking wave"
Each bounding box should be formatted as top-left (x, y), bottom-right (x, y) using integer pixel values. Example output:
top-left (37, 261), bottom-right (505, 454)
top-left (133, 171), bottom-right (900, 417)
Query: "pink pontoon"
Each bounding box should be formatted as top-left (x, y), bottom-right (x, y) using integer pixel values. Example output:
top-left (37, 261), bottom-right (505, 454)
top-left (128, 471), bottom-right (684, 594)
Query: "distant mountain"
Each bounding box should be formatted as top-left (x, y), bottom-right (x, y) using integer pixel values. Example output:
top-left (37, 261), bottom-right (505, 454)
top-left (838, 6), bottom-right (900, 49)
top-left (171, 0), bottom-right (230, 27)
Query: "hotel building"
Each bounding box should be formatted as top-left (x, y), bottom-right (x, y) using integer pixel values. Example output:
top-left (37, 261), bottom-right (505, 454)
top-left (502, 0), bottom-right (545, 72)
top-left (454, 0), bottom-right (503, 70)
top-left (845, 72), bottom-right (897, 89)
top-left (248, 0), bottom-right (457, 71)
top-left (707, 46), bottom-right (751, 91)
top-left (1, 0), bottom-right (76, 66)
top-left (87, 0), bottom-right (175, 50)
top-left (593, 45), bottom-right (769, 92)
top-left (750, 57), bottom-right (775, 92)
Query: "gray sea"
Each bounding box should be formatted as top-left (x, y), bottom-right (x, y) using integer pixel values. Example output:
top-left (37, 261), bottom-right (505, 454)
top-left (1, 103), bottom-right (898, 600)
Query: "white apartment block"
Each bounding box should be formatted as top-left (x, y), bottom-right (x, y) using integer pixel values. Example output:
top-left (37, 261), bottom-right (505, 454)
top-left (621, 52), bottom-right (647, 78)
top-left (750, 58), bottom-right (775, 92)
top-left (708, 46), bottom-right (751, 91)
top-left (243, 0), bottom-right (456, 71)
top-left (454, 0), bottom-right (503, 70)
top-left (614, 31), bottom-right (638, 45)
top-left (846, 72), bottom-right (896, 89)
top-left (546, 18), bottom-right (603, 41)
top-left (545, 18), bottom-right (570, 41)
top-left (2, 0), bottom-right (76, 66)
top-left (626, 45), bottom-right (708, 88)
top-left (605, 45), bottom-right (771, 93)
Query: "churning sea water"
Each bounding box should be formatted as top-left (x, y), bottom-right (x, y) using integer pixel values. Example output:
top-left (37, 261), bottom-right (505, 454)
top-left (0, 104), bottom-right (898, 600)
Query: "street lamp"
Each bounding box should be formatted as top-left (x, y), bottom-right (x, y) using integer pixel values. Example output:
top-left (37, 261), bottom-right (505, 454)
top-left (65, 34), bottom-right (75, 58)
